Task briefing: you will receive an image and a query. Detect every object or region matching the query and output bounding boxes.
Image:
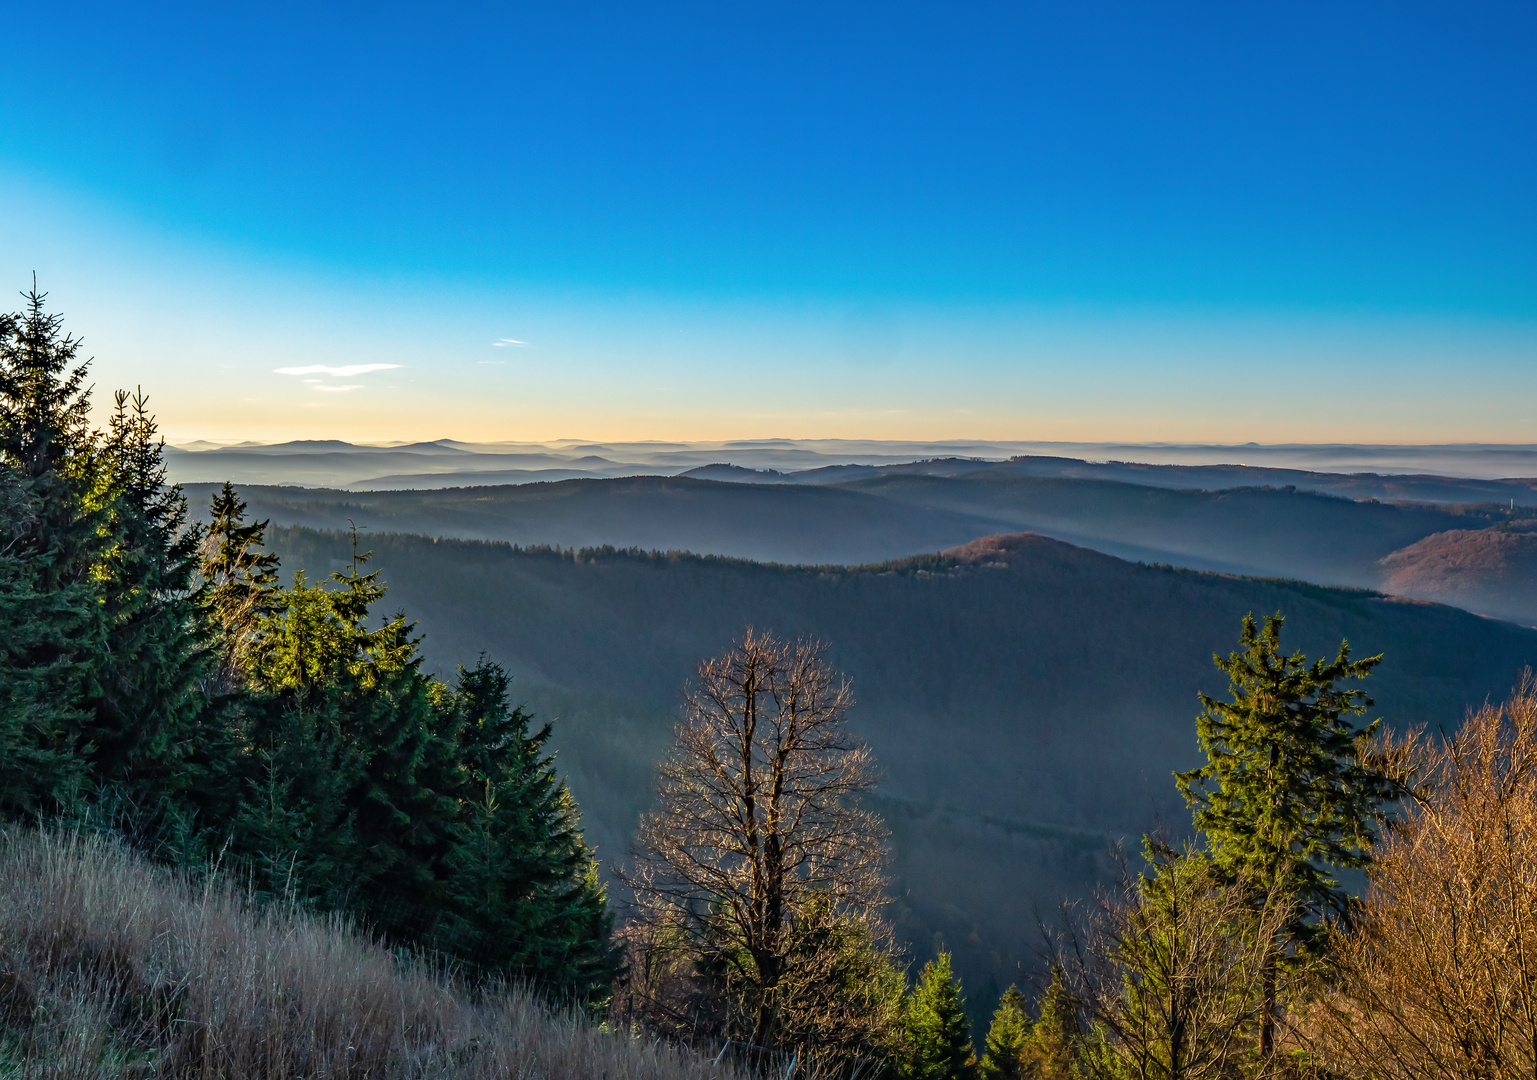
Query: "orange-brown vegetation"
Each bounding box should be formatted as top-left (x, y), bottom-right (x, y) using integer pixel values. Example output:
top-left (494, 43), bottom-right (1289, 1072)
top-left (1378, 524), bottom-right (1537, 623)
top-left (0, 828), bottom-right (734, 1080)
top-left (1306, 677), bottom-right (1537, 1080)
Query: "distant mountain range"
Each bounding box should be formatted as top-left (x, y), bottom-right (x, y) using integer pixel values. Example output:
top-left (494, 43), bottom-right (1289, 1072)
top-left (166, 438), bottom-right (1537, 491)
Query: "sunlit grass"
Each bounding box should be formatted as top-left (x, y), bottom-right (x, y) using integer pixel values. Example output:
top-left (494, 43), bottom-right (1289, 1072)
top-left (0, 827), bottom-right (735, 1080)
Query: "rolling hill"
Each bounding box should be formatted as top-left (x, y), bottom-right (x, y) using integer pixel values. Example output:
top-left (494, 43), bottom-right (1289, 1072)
top-left (189, 471), bottom-right (1537, 622)
top-left (1379, 525), bottom-right (1537, 624)
top-left (265, 525), bottom-right (1537, 1017)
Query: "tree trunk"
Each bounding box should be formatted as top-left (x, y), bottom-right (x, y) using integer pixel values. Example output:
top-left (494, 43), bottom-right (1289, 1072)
top-left (1260, 946), bottom-right (1276, 1063)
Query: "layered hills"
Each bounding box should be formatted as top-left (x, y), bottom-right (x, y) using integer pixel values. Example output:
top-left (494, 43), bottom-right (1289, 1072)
top-left (190, 469), bottom-right (1537, 622)
top-left (165, 438), bottom-right (1537, 494)
top-left (266, 524), bottom-right (1537, 1013)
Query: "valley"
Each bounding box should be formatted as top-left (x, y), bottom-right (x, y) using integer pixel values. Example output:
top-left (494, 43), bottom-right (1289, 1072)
top-left (266, 524), bottom-right (1537, 1016)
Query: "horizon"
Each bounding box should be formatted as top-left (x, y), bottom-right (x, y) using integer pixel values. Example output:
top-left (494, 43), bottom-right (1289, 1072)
top-left (4, 3), bottom-right (1535, 443)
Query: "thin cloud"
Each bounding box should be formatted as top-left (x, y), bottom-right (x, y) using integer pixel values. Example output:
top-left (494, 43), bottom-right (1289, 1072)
top-left (493, 339), bottom-right (528, 347)
top-left (314, 384), bottom-right (365, 393)
top-left (275, 364), bottom-right (402, 376)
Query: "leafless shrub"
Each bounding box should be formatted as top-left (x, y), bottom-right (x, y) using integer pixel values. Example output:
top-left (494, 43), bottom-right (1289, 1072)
top-left (1305, 675), bottom-right (1537, 1080)
top-left (0, 826), bottom-right (740, 1080)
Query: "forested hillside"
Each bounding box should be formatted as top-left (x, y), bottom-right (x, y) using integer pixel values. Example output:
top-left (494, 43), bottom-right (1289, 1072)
top-left (268, 525), bottom-right (1537, 1012)
top-left (192, 471), bottom-right (1537, 622)
top-left (188, 477), bottom-right (1017, 567)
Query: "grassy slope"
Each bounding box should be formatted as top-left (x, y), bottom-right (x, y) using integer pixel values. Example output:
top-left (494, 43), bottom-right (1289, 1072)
top-left (269, 526), bottom-right (1537, 1019)
top-left (0, 829), bottom-right (735, 1080)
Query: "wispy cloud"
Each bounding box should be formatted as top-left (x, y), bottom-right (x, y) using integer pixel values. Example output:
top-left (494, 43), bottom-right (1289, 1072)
top-left (275, 364), bottom-right (402, 376)
top-left (314, 384), bottom-right (365, 393)
top-left (492, 339), bottom-right (528, 347)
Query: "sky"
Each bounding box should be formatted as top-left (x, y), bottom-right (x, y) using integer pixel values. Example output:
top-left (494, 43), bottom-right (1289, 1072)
top-left (0, 1), bottom-right (1534, 444)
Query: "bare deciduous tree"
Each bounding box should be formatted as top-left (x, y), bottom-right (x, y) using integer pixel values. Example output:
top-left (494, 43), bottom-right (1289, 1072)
top-left (1305, 675), bottom-right (1537, 1080)
top-left (619, 629), bottom-right (892, 1058)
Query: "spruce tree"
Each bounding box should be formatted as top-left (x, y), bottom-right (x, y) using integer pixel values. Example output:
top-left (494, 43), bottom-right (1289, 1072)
top-left (200, 481), bottom-right (280, 690)
top-left (1175, 612), bottom-right (1397, 1058)
top-left (238, 540), bottom-right (445, 926)
top-left (0, 286), bottom-right (107, 818)
top-left (438, 659), bottom-right (617, 1003)
top-left (1025, 966), bottom-right (1077, 1080)
top-left (0, 466), bottom-right (95, 816)
top-left (91, 389), bottom-right (209, 830)
top-left (978, 985), bottom-right (1029, 1080)
top-left (904, 952), bottom-right (978, 1080)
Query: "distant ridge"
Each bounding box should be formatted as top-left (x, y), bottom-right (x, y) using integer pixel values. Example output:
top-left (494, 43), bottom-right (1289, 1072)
top-left (166, 438), bottom-right (1537, 499)
top-left (677, 463), bottom-right (784, 483)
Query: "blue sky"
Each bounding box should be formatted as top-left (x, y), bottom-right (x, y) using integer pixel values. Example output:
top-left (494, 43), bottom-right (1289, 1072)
top-left (1, 1), bottom-right (1534, 442)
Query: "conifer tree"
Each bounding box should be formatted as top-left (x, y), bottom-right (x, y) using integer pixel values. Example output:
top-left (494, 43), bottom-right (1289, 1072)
top-left (978, 985), bottom-right (1030, 1080)
top-left (1025, 967), bottom-right (1078, 1080)
top-left (1175, 612), bottom-right (1396, 1059)
top-left (904, 952), bottom-right (978, 1080)
top-left (200, 480), bottom-right (280, 690)
top-left (0, 286), bottom-right (107, 818)
top-left (0, 467), bottom-right (94, 816)
top-left (438, 660), bottom-right (616, 1003)
top-left (238, 539), bottom-right (442, 922)
top-left (90, 388), bottom-right (209, 826)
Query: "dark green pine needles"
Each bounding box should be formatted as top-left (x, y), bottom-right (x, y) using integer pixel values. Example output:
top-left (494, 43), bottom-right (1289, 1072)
top-left (1176, 611), bottom-right (1399, 1054)
top-left (0, 286), bottom-right (618, 1007)
top-left (904, 952), bottom-right (978, 1080)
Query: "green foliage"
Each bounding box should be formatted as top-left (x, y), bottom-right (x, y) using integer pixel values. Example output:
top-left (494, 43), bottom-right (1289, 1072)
top-left (0, 288), bottom-right (106, 820)
top-left (980, 972), bottom-right (1079, 1080)
top-left (0, 287), bottom-right (617, 1007)
top-left (201, 479), bottom-right (280, 687)
top-left (979, 985), bottom-right (1030, 1080)
top-left (1026, 968), bottom-right (1078, 1080)
top-left (904, 952), bottom-right (978, 1080)
top-left (1175, 612), bottom-right (1393, 942)
top-left (0, 468), bottom-right (96, 817)
top-left (1173, 612), bottom-right (1397, 1058)
top-left (435, 660), bottom-right (616, 1001)
top-left (89, 389), bottom-right (210, 827)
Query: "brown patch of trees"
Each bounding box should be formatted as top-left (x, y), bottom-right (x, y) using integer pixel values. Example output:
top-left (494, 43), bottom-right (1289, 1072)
top-left (1306, 676), bottom-right (1537, 1080)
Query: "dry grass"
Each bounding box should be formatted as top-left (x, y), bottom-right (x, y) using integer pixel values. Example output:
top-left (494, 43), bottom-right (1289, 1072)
top-left (0, 827), bottom-right (740, 1080)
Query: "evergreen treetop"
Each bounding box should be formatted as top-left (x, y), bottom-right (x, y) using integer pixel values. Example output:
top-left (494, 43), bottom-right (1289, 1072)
top-left (978, 985), bottom-right (1029, 1080)
top-left (904, 951), bottom-right (978, 1080)
top-left (1175, 611), bottom-right (1393, 934)
top-left (1025, 967), bottom-right (1077, 1080)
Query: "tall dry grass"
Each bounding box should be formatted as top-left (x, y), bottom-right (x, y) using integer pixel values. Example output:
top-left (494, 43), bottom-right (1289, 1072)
top-left (0, 827), bottom-right (739, 1080)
